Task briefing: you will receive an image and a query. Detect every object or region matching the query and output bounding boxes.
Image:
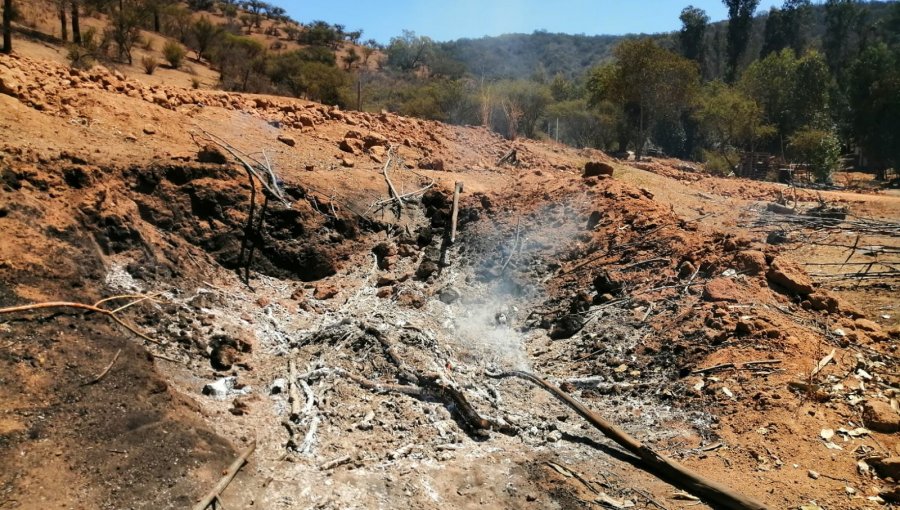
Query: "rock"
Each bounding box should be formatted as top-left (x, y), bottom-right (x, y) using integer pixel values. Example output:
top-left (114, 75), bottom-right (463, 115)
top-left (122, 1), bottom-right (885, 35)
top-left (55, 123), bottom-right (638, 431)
top-left (855, 318), bottom-right (881, 332)
top-left (592, 271), bottom-right (621, 295)
top-left (124, 133), bottom-right (138, 142)
top-left (270, 378), bottom-right (286, 395)
top-left (313, 283), bottom-right (339, 300)
top-left (277, 134), bottom-right (296, 147)
top-left (583, 161), bottom-right (614, 178)
top-left (210, 344), bottom-right (239, 370)
top-left (438, 287), bottom-right (461, 304)
top-left (863, 400), bottom-right (900, 433)
top-left (376, 287), bottom-right (393, 299)
top-left (363, 132), bottom-right (389, 148)
top-left (586, 211), bottom-right (602, 230)
top-left (734, 250), bottom-right (767, 275)
top-left (376, 275), bottom-right (396, 287)
top-left (870, 457), bottom-right (900, 480)
top-left (766, 257), bottom-right (814, 295)
top-left (197, 145), bottom-right (228, 164)
top-left (418, 158), bottom-right (445, 171)
top-left (339, 139), bottom-right (358, 154)
top-left (341, 157), bottom-right (355, 168)
top-left (143, 125), bottom-right (157, 135)
top-left (297, 114), bottom-right (315, 127)
top-left (549, 315), bottom-right (585, 340)
top-left (202, 376), bottom-right (250, 399)
top-left (416, 261), bottom-right (439, 280)
top-left (881, 485), bottom-right (900, 504)
top-left (702, 278), bottom-right (745, 302)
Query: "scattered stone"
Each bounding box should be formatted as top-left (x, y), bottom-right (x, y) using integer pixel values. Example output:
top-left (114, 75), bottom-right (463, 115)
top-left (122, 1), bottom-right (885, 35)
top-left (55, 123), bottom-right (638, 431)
top-left (339, 139), bottom-right (358, 154)
top-left (855, 318), bottom-right (881, 332)
top-left (549, 315), bottom-right (584, 340)
top-left (202, 376), bottom-right (251, 399)
top-left (341, 157), bottom-right (355, 168)
top-left (438, 287), bottom-right (461, 304)
top-left (766, 257), bottom-right (815, 295)
top-left (863, 400), bottom-right (900, 433)
top-left (142, 126), bottom-right (156, 135)
top-left (734, 250), bottom-right (767, 275)
top-left (415, 261), bottom-right (439, 280)
top-left (418, 158), bottom-right (445, 171)
top-left (197, 145), bottom-right (228, 164)
top-left (277, 134), bottom-right (296, 147)
top-left (210, 344), bottom-right (239, 370)
top-left (376, 287), bottom-right (393, 299)
top-left (702, 278), bottom-right (744, 302)
top-left (592, 271), bottom-right (621, 295)
top-left (582, 161), bottom-right (614, 178)
top-left (313, 283), bottom-right (339, 300)
top-left (270, 378), bottom-right (286, 395)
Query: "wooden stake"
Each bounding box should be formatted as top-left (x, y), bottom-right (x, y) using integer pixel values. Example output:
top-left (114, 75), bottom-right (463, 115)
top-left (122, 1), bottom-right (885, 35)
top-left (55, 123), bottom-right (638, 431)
top-left (450, 181), bottom-right (463, 244)
top-left (192, 441), bottom-right (257, 510)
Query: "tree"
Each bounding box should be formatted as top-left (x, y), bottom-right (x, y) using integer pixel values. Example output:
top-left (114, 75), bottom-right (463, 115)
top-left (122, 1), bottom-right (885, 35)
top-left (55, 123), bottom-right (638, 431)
top-left (587, 38), bottom-right (700, 158)
top-left (848, 42), bottom-right (900, 177)
top-left (2, 0), bottom-right (12, 54)
top-left (761, 0), bottom-right (811, 57)
top-left (107, 0), bottom-right (145, 64)
top-left (386, 30), bottom-right (434, 73)
top-left (696, 81), bottom-right (774, 173)
top-left (723, 0), bottom-right (760, 82)
top-left (57, 0), bottom-right (68, 41)
top-left (71, 0), bottom-right (81, 44)
top-left (679, 6), bottom-right (709, 64)
top-left (823, 0), bottom-right (867, 85)
top-left (240, 0), bottom-right (269, 29)
top-left (190, 15), bottom-right (222, 61)
top-left (342, 47), bottom-right (359, 70)
top-left (739, 49), bottom-right (830, 155)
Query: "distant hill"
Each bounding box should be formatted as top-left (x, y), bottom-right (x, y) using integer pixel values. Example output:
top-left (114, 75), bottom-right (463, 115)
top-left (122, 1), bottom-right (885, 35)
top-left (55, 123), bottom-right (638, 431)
top-left (433, 1), bottom-right (897, 81)
top-left (438, 31), bottom-right (629, 80)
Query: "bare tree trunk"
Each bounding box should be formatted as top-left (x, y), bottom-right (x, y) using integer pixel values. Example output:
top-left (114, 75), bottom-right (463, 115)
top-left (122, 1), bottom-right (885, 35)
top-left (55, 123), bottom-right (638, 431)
top-left (2, 0), bottom-right (11, 54)
top-left (71, 0), bottom-right (80, 44)
top-left (58, 1), bottom-right (68, 42)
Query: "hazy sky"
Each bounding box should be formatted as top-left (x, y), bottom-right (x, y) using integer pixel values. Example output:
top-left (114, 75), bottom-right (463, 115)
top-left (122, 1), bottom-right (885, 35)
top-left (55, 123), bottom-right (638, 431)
top-left (283, 0), bottom-right (784, 43)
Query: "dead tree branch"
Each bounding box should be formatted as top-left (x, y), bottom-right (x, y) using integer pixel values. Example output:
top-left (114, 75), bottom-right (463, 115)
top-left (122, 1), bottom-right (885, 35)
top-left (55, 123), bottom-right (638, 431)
top-left (0, 296), bottom-right (161, 345)
top-left (191, 440), bottom-right (257, 510)
top-left (487, 370), bottom-right (768, 510)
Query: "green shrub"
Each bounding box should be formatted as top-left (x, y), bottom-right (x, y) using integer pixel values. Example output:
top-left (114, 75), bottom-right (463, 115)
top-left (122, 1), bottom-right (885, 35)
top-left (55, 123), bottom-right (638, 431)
top-left (163, 40), bottom-right (186, 69)
top-left (788, 127), bottom-right (841, 184)
top-left (142, 55), bottom-right (159, 74)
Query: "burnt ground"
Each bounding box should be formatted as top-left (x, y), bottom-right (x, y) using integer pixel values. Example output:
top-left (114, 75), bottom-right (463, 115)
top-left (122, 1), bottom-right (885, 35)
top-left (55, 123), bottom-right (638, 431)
top-left (1, 52), bottom-right (900, 510)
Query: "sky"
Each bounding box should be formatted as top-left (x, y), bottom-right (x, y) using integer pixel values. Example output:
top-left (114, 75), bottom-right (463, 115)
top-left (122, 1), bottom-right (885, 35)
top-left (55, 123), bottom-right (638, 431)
top-left (282, 0), bottom-right (784, 44)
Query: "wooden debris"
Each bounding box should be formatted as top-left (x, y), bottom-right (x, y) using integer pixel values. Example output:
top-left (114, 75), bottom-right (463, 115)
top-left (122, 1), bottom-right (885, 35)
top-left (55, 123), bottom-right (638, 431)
top-left (811, 349), bottom-right (837, 378)
top-left (488, 370), bottom-right (769, 510)
top-left (449, 181), bottom-right (463, 244)
top-left (192, 440), bottom-right (256, 510)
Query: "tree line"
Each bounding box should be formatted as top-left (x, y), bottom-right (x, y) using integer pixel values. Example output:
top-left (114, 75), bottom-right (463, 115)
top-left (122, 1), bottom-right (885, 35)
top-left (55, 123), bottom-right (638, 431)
top-left (362, 1), bottom-right (899, 182)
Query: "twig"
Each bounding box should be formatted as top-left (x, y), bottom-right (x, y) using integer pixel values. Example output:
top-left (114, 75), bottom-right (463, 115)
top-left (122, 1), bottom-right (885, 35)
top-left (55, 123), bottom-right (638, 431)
top-left (319, 455), bottom-right (351, 471)
top-left (499, 217), bottom-right (522, 274)
top-left (191, 440), bottom-right (257, 510)
top-left (83, 349), bottom-right (122, 386)
top-left (381, 146), bottom-right (402, 216)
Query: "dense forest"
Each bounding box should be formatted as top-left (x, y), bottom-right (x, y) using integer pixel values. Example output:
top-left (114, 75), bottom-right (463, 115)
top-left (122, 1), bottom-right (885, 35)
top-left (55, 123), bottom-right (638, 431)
top-left (2, 0), bottom-right (898, 180)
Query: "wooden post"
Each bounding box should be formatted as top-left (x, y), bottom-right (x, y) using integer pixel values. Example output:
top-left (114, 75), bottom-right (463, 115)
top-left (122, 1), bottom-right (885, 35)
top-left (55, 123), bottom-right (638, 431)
top-left (450, 181), bottom-right (463, 244)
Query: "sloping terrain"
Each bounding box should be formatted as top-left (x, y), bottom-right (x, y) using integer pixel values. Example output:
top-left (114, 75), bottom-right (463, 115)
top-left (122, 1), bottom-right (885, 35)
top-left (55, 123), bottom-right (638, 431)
top-left (1, 51), bottom-right (899, 510)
